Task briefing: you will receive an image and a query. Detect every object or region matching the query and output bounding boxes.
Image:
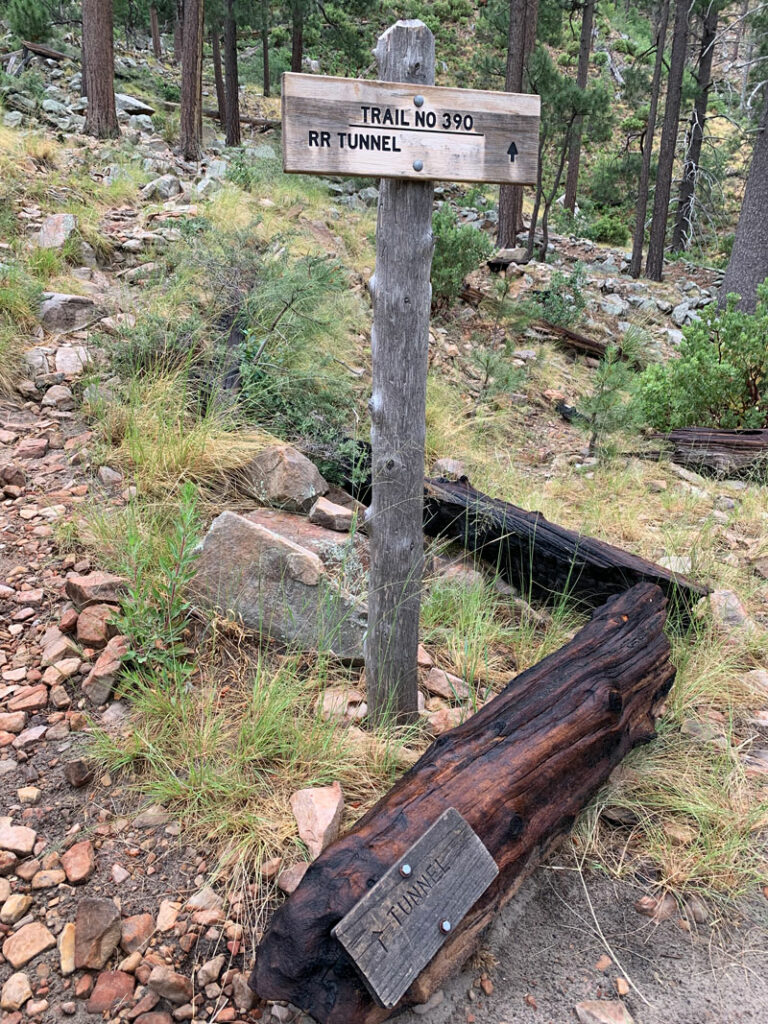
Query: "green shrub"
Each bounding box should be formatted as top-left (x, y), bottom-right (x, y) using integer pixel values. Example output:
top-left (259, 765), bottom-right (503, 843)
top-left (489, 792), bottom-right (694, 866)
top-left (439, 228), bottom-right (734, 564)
top-left (640, 284), bottom-right (768, 430)
top-left (537, 263), bottom-right (586, 327)
top-left (585, 212), bottom-right (630, 246)
top-left (431, 206), bottom-right (493, 307)
top-left (7, 0), bottom-right (50, 42)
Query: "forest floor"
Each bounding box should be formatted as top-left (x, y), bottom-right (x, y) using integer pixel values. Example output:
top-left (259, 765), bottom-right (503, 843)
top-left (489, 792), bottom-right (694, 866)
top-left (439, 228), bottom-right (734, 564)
top-left (1, 46), bottom-right (768, 1024)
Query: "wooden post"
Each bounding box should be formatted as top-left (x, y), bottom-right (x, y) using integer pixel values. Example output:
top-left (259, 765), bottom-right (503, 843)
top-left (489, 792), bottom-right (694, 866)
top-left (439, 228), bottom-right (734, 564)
top-left (365, 21), bottom-right (436, 725)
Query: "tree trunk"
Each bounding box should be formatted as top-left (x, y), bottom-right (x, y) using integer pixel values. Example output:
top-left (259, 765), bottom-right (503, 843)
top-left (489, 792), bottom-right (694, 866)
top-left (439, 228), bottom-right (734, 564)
top-left (732, 0), bottom-right (750, 63)
top-left (211, 24), bottom-right (226, 128)
top-left (224, 0), bottom-right (241, 146)
top-left (497, 0), bottom-right (539, 247)
top-left (180, 0), bottom-right (204, 161)
top-left (364, 21), bottom-right (436, 726)
top-left (630, 0), bottom-right (669, 277)
top-left (720, 92), bottom-right (768, 310)
top-left (564, 0), bottom-right (596, 213)
top-left (261, 0), bottom-right (271, 98)
top-left (82, 0), bottom-right (120, 139)
top-left (173, 0), bottom-right (184, 65)
top-left (671, 6), bottom-right (719, 251)
top-left (645, 0), bottom-right (691, 281)
top-left (291, 1), bottom-right (304, 74)
top-left (251, 584), bottom-right (676, 1024)
top-left (150, 3), bottom-right (162, 58)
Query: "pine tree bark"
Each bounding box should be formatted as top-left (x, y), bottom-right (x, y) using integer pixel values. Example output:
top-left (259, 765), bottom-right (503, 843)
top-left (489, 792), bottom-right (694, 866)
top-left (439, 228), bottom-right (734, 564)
top-left (719, 92), bottom-right (768, 311)
top-left (497, 0), bottom-right (539, 248)
top-left (150, 3), bottom-right (162, 58)
top-left (261, 0), bottom-right (271, 98)
top-left (671, 6), bottom-right (719, 251)
top-left (645, 0), bottom-right (691, 281)
top-left (211, 24), bottom-right (226, 127)
top-left (291, 1), bottom-right (304, 74)
top-left (82, 0), bottom-right (120, 139)
top-left (180, 0), bottom-right (204, 161)
top-left (564, 0), bottom-right (596, 213)
top-left (173, 0), bottom-right (184, 65)
top-left (224, 0), bottom-right (241, 147)
top-left (630, 0), bottom-right (669, 278)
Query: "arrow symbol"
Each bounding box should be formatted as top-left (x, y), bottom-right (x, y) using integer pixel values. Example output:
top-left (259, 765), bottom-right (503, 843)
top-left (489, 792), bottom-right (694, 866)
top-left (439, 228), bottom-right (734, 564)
top-left (507, 142), bottom-right (518, 163)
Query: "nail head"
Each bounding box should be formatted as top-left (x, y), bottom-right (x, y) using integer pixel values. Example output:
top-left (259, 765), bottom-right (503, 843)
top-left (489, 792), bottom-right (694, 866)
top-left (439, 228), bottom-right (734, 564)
top-left (440, 920), bottom-right (452, 934)
top-left (400, 863), bottom-right (412, 878)
top-left (414, 95), bottom-right (425, 107)
top-left (413, 160), bottom-right (424, 172)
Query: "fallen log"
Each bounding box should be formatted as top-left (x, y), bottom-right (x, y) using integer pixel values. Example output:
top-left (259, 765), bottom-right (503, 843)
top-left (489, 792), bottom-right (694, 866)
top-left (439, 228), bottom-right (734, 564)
top-left (251, 583), bottom-right (676, 1024)
top-left (422, 476), bottom-right (708, 614)
top-left (161, 99), bottom-right (280, 130)
top-left (20, 40), bottom-right (76, 63)
top-left (651, 427), bottom-right (768, 478)
top-left (534, 319), bottom-right (642, 368)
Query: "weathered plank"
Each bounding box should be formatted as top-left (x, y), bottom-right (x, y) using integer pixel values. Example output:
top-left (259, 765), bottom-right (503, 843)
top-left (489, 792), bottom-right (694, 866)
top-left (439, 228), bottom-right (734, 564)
top-left (332, 808), bottom-right (498, 1008)
top-left (251, 583), bottom-right (676, 1024)
top-left (281, 72), bottom-right (540, 184)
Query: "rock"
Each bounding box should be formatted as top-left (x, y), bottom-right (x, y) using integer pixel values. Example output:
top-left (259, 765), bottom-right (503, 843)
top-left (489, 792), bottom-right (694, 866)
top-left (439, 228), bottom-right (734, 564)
top-left (120, 913), bottom-right (155, 953)
top-left (136, 1014), bottom-right (172, 1024)
top-left (634, 892), bottom-right (677, 921)
top-left (31, 868), bottom-right (66, 888)
top-left (600, 295), bottom-right (629, 317)
top-left (132, 803), bottom-right (170, 828)
top-left (192, 511), bottom-right (366, 660)
top-left (64, 758), bottom-right (95, 788)
top-left (1, 893), bottom-right (32, 925)
top-left (156, 900), bottom-right (181, 932)
top-left (98, 465), bottom-right (123, 486)
top-left (197, 954), bottom-right (226, 986)
top-left (707, 590), bottom-right (760, 633)
top-left (17, 786), bottom-right (40, 804)
top-left (59, 922), bottom-right (76, 975)
top-left (236, 444), bottom-right (328, 511)
top-left (426, 707), bottom-right (466, 735)
top-left (424, 667), bottom-right (470, 702)
top-left (744, 668), bottom-right (768, 696)
top-left (14, 437), bottom-right (48, 460)
top-left (61, 839), bottom-right (96, 884)
top-left (0, 713), bottom-right (27, 734)
top-left (82, 634), bottom-right (129, 705)
top-left (2, 922), bottom-right (56, 968)
top-left (147, 966), bottom-right (193, 1004)
top-left (1, 973), bottom-right (32, 1012)
top-left (0, 820), bottom-right (37, 856)
top-left (575, 1001), bottom-right (635, 1024)
top-left (672, 301), bottom-right (692, 326)
top-left (86, 971), bottom-right (135, 1014)
top-left (140, 175), bottom-right (182, 201)
top-left (0, 850), bottom-right (18, 875)
top-left (39, 293), bottom-right (99, 332)
top-left (55, 346), bottom-right (89, 375)
top-left (309, 496), bottom-right (354, 532)
top-left (74, 897), bottom-right (122, 969)
top-left (65, 571), bottom-right (127, 608)
top-left (319, 687), bottom-right (366, 721)
top-left (290, 781), bottom-right (344, 859)
top-left (431, 457), bottom-right (466, 479)
top-left (115, 93), bottom-right (155, 115)
top-left (37, 213), bottom-right (78, 249)
top-left (41, 383), bottom-right (74, 410)
top-left (7, 684), bottom-right (47, 714)
top-left (659, 555), bottom-right (692, 574)
top-left (277, 862), bottom-right (310, 894)
top-left (77, 603), bottom-right (117, 648)
top-left (231, 971), bottom-right (256, 1012)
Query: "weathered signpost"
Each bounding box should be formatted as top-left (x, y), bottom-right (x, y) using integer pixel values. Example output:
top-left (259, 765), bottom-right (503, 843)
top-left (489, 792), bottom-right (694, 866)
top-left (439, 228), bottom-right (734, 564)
top-left (260, 18), bottom-right (543, 1018)
top-left (283, 20), bottom-right (539, 727)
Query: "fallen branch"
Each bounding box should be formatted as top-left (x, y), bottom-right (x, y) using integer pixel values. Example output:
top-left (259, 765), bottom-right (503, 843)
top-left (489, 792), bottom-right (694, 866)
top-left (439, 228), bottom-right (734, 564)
top-left (650, 427), bottom-right (768, 478)
top-left (534, 319), bottom-right (641, 367)
top-left (161, 99), bottom-right (280, 130)
top-left (251, 583), bottom-right (676, 1024)
top-left (21, 40), bottom-right (77, 63)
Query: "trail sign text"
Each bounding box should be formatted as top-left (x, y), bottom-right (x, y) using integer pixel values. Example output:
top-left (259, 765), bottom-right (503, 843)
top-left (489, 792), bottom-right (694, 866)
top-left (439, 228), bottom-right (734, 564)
top-left (282, 73), bottom-right (540, 185)
top-left (332, 809), bottom-right (498, 1008)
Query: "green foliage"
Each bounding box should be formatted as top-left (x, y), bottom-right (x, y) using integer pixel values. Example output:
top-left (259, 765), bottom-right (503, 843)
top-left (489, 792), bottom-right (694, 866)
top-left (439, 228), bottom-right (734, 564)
top-left (640, 285), bottom-right (768, 430)
top-left (587, 153), bottom-right (644, 215)
top-left (7, 0), bottom-right (50, 42)
top-left (107, 312), bottom-right (206, 380)
top-left (238, 253), bottom-right (354, 442)
top-left (536, 263), bottom-right (586, 327)
top-left (585, 212), bottom-right (630, 246)
top-left (578, 329), bottom-right (645, 455)
top-left (431, 206), bottom-right (493, 307)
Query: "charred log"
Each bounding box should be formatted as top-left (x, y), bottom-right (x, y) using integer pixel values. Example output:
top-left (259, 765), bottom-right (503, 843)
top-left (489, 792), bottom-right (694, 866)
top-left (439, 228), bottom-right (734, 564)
top-left (651, 427), bottom-right (768, 478)
top-left (251, 583), bottom-right (676, 1024)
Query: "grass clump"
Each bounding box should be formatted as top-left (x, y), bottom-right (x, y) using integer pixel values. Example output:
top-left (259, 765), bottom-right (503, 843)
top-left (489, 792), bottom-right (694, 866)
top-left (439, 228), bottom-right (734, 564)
top-left (0, 263), bottom-right (40, 395)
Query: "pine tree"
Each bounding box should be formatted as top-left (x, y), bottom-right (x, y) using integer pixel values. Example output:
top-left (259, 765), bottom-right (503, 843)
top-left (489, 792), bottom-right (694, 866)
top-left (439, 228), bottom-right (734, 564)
top-left (224, 0), bottom-right (241, 146)
top-left (564, 0), bottom-right (596, 213)
top-left (83, 0), bottom-right (120, 140)
top-left (180, 0), bottom-right (204, 161)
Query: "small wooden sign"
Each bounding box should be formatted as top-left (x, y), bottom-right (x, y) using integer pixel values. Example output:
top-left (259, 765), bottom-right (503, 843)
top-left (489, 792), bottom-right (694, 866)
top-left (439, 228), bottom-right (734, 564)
top-left (332, 808), bottom-right (498, 1008)
top-left (282, 73), bottom-right (540, 185)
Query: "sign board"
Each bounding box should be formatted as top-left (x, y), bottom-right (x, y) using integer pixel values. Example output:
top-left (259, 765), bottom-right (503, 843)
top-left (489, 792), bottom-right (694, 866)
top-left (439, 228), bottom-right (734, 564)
top-left (332, 808), bottom-right (498, 1008)
top-left (282, 73), bottom-right (540, 186)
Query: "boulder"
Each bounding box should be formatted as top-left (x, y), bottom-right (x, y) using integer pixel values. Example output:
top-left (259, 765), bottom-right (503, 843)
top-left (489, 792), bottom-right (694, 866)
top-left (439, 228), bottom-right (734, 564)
top-left (140, 175), bottom-right (182, 201)
top-left (192, 511), bottom-right (367, 660)
top-left (39, 293), bottom-right (100, 332)
top-left (235, 443), bottom-right (328, 511)
top-left (115, 93), bottom-right (155, 115)
top-left (41, 383), bottom-right (74, 410)
top-left (37, 213), bottom-right (78, 249)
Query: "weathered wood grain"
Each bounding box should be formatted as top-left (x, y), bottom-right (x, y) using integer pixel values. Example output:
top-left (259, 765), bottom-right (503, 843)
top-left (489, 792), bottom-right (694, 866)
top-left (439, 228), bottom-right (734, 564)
top-left (651, 427), bottom-right (768, 478)
top-left (332, 808), bottom-right (498, 1008)
top-left (282, 72), bottom-right (540, 185)
top-left (251, 583), bottom-right (676, 1023)
top-left (364, 21), bottom-right (434, 724)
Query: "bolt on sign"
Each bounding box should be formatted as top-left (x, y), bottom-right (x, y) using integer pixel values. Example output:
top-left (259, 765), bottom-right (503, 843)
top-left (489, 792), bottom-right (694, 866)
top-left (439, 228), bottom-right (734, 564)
top-left (282, 73), bottom-right (540, 185)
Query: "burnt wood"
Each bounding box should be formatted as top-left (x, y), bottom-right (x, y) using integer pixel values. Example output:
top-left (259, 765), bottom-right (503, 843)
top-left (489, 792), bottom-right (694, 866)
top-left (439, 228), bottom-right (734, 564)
top-left (332, 808), bottom-right (498, 1008)
top-left (651, 427), bottom-right (768, 478)
top-left (251, 583), bottom-right (676, 1023)
top-left (534, 319), bottom-right (642, 368)
top-left (422, 477), bottom-right (708, 614)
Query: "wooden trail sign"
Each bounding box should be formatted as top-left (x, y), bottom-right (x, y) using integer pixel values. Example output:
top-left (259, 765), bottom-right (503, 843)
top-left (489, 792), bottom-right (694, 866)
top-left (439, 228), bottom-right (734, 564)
top-left (282, 73), bottom-right (540, 185)
top-left (332, 808), bottom-right (498, 1008)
